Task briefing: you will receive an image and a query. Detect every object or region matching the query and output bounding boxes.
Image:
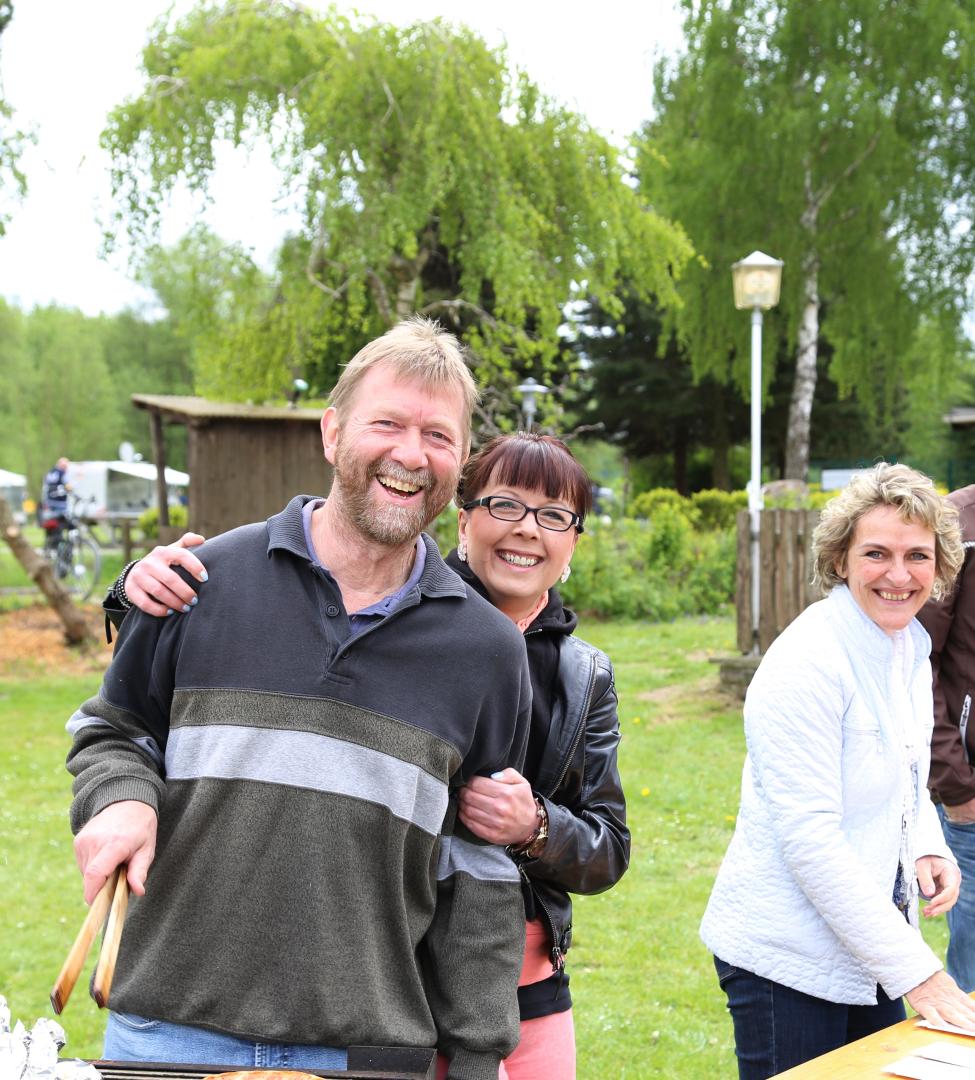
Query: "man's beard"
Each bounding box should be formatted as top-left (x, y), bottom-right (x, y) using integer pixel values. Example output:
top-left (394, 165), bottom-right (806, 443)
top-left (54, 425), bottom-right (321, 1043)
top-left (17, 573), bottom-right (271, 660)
top-left (333, 441), bottom-right (457, 546)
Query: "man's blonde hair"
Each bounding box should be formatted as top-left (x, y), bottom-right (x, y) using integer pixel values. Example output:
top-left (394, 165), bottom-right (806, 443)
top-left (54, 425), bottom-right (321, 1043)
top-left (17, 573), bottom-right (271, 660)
top-left (812, 462), bottom-right (963, 601)
top-left (329, 317), bottom-right (478, 442)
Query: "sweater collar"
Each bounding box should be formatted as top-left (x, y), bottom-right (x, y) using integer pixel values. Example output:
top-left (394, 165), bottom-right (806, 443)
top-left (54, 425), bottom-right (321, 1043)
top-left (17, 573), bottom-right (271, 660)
top-left (266, 495), bottom-right (467, 600)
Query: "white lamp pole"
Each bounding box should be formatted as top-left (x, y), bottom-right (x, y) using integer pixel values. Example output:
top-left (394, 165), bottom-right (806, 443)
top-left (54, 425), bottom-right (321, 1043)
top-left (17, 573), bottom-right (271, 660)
top-left (732, 250), bottom-right (784, 654)
top-left (515, 377), bottom-right (549, 431)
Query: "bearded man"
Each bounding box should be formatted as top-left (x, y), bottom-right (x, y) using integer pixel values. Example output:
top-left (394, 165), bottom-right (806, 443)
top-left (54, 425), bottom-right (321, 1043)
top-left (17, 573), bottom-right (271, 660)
top-left (66, 318), bottom-right (531, 1079)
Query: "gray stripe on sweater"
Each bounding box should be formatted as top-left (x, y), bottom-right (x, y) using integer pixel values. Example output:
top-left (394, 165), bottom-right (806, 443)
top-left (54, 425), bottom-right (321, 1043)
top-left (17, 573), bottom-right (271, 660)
top-left (437, 834), bottom-right (521, 883)
top-left (66, 708), bottom-right (165, 769)
top-left (171, 688), bottom-right (461, 778)
top-left (165, 724), bottom-right (448, 835)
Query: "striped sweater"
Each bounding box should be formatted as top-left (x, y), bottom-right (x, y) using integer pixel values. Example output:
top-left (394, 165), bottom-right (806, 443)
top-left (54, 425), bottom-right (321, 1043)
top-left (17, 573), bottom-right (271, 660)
top-left (67, 496), bottom-right (532, 1080)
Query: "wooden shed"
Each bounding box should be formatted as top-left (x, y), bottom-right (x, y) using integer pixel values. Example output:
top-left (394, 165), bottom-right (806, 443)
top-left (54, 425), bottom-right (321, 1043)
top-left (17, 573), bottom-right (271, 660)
top-left (132, 394), bottom-right (332, 539)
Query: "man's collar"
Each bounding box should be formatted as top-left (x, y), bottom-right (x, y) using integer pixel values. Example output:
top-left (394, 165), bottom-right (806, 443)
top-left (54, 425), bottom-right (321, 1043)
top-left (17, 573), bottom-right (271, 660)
top-left (266, 495), bottom-right (467, 600)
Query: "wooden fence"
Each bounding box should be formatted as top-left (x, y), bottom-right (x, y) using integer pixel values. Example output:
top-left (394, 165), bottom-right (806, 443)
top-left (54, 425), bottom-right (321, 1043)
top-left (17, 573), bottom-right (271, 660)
top-left (735, 508), bottom-right (824, 654)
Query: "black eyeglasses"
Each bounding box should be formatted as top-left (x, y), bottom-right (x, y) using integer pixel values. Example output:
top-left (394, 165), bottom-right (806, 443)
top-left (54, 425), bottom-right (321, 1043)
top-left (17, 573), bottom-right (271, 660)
top-left (462, 495), bottom-right (584, 533)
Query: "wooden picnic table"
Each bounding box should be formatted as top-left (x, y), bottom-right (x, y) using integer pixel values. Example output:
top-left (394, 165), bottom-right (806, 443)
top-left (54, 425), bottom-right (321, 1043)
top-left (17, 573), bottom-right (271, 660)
top-left (777, 1003), bottom-right (975, 1077)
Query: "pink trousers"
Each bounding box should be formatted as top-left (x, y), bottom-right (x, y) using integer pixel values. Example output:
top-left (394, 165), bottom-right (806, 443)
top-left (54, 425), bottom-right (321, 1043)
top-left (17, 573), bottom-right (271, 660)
top-left (436, 919), bottom-right (576, 1079)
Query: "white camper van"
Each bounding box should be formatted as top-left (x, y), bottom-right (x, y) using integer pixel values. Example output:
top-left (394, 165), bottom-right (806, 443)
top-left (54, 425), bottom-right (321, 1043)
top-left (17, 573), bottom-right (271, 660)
top-left (67, 461), bottom-right (189, 523)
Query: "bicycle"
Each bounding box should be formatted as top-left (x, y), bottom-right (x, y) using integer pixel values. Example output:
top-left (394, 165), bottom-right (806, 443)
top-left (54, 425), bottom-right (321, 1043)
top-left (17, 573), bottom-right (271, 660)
top-left (39, 496), bottom-right (102, 601)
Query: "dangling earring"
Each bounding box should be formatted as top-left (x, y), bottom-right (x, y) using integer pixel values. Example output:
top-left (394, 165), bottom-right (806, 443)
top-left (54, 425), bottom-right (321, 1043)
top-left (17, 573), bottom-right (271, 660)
top-left (458, 540), bottom-right (468, 563)
top-left (560, 564), bottom-right (571, 584)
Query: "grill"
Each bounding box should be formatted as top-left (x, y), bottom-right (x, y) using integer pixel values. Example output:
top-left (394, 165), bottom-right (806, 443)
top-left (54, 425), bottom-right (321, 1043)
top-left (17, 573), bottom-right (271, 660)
top-left (85, 1046), bottom-right (436, 1080)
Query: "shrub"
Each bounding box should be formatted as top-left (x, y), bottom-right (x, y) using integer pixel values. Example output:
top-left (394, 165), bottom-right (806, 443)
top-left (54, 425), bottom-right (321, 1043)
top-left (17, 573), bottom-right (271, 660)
top-left (628, 488), bottom-right (700, 528)
top-left (808, 489), bottom-right (834, 510)
top-left (689, 489), bottom-right (748, 531)
top-left (424, 499), bottom-right (736, 621)
top-left (561, 517), bottom-right (735, 620)
top-left (138, 504), bottom-right (189, 539)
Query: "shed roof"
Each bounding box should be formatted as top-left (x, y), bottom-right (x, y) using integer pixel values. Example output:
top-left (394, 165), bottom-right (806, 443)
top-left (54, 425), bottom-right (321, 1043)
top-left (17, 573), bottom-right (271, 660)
top-left (944, 407), bottom-right (975, 428)
top-left (131, 394), bottom-right (324, 423)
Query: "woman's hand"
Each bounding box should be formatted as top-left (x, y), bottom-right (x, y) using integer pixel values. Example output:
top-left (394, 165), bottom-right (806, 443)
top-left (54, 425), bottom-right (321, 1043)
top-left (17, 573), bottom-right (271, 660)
top-left (458, 768), bottom-right (538, 846)
top-left (126, 532), bottom-right (207, 616)
top-left (906, 969), bottom-right (975, 1031)
top-left (916, 855), bottom-right (961, 918)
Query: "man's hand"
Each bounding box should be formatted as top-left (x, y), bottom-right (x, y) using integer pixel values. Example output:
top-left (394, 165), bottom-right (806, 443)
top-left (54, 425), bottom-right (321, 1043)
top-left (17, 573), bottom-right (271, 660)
top-left (944, 797), bottom-right (975, 825)
top-left (73, 800), bottom-right (158, 904)
top-left (916, 854), bottom-right (962, 918)
top-left (458, 768), bottom-right (538, 846)
top-left (126, 533), bottom-right (207, 616)
top-left (906, 969), bottom-right (975, 1030)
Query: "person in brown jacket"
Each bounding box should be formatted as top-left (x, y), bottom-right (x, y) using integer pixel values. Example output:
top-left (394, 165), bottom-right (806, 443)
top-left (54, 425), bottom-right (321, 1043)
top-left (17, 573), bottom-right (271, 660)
top-left (919, 483), bottom-right (975, 991)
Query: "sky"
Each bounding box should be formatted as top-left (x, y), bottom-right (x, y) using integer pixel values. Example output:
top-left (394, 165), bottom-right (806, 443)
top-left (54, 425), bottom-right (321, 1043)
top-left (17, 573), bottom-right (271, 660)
top-left (0, 0), bottom-right (685, 316)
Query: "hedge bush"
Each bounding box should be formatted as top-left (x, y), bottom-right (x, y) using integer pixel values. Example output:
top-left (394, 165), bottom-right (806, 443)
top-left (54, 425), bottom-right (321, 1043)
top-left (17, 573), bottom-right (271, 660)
top-left (560, 517), bottom-right (735, 621)
top-left (629, 487), bottom-right (700, 526)
top-left (689, 488), bottom-right (748, 530)
top-left (137, 504), bottom-right (189, 539)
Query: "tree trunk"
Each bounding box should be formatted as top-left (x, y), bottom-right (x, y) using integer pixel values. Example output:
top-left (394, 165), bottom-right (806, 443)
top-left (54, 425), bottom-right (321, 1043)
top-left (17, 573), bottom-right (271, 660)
top-left (784, 253), bottom-right (820, 480)
top-left (395, 275), bottom-right (419, 320)
top-left (673, 429), bottom-right (688, 495)
top-left (0, 496), bottom-right (94, 645)
top-left (785, 175), bottom-right (822, 482)
top-left (710, 386), bottom-right (731, 490)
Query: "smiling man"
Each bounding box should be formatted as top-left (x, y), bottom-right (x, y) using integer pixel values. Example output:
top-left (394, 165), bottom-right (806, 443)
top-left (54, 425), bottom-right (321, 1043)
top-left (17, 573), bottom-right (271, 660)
top-left (66, 317), bottom-right (532, 1079)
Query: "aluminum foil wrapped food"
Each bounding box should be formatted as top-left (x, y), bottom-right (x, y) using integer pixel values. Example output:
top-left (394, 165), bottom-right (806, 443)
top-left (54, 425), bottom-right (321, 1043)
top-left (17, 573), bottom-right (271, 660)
top-left (0, 996), bottom-right (101, 1079)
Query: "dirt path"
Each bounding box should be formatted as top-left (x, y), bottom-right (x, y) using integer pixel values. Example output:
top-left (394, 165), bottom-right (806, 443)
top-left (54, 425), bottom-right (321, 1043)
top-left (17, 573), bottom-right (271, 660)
top-left (0, 603), bottom-right (114, 677)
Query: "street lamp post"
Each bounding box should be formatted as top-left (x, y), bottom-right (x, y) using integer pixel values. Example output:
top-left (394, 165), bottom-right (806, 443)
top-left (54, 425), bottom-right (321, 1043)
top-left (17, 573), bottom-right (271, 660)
top-left (515, 377), bottom-right (549, 431)
top-left (732, 250), bottom-right (784, 654)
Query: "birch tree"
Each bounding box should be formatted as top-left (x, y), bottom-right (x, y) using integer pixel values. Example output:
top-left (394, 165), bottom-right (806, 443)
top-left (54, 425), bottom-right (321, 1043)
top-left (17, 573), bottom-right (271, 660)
top-left (642, 0), bottom-right (975, 479)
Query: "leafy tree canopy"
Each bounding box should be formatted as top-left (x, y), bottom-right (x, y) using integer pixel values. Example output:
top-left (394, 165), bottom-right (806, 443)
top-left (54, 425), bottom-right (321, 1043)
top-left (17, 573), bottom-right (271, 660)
top-left (641, 0), bottom-right (975, 479)
top-left (0, 301), bottom-right (194, 490)
top-left (0, 1), bottom-right (30, 235)
top-left (101, 0), bottom-right (692, 407)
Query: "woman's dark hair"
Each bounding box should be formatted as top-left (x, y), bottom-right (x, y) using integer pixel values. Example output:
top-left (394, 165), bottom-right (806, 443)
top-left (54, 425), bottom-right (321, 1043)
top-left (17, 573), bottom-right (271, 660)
top-left (456, 432), bottom-right (593, 520)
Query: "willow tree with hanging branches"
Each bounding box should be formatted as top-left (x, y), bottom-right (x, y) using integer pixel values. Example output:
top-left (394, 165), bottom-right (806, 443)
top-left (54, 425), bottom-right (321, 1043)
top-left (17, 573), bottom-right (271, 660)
top-left (102, 0), bottom-right (692, 421)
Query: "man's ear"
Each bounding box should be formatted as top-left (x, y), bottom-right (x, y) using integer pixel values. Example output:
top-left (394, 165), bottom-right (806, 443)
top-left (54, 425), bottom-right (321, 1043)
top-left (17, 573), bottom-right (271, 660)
top-left (321, 407), bottom-right (339, 466)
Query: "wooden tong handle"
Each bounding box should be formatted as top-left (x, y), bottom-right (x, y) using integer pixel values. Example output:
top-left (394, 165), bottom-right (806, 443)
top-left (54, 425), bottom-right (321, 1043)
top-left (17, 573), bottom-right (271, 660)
top-left (50, 870), bottom-right (117, 1014)
top-left (92, 867), bottom-right (130, 1008)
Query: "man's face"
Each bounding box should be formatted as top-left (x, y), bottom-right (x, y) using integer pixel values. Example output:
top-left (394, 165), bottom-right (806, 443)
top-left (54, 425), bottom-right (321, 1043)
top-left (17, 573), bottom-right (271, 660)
top-left (321, 364), bottom-right (468, 547)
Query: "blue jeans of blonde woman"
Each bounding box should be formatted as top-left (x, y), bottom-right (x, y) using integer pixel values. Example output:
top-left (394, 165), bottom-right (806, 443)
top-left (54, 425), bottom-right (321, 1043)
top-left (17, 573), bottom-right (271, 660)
top-left (937, 804), bottom-right (975, 992)
top-left (714, 957), bottom-right (905, 1079)
top-left (103, 1011), bottom-right (347, 1070)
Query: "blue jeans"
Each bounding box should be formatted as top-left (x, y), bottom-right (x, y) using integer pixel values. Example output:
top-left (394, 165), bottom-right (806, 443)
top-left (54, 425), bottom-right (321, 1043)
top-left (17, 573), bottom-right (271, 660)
top-left (937, 804), bottom-right (975, 992)
top-left (104, 1012), bottom-right (348, 1070)
top-left (714, 956), bottom-right (905, 1079)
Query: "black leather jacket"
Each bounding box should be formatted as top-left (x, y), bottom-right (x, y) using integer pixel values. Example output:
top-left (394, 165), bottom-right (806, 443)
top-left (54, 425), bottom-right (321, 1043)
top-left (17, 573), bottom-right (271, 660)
top-left (443, 549), bottom-right (630, 972)
top-left (519, 630), bottom-right (630, 971)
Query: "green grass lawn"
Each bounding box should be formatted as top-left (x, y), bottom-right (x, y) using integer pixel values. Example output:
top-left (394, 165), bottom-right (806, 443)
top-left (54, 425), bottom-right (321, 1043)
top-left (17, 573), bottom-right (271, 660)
top-left (0, 613), bottom-right (950, 1077)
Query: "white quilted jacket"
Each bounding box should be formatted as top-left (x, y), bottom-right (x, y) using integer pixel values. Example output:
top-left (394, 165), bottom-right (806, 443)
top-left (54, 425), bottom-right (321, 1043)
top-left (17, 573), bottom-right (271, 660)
top-left (700, 584), bottom-right (952, 1004)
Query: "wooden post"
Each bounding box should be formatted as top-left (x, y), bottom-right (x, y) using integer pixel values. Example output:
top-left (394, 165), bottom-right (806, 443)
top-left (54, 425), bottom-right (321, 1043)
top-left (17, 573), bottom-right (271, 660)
top-left (148, 408), bottom-right (170, 529)
top-left (119, 519), bottom-right (133, 562)
top-left (0, 496), bottom-right (93, 645)
top-left (758, 511), bottom-right (777, 652)
top-left (735, 509), bottom-right (752, 653)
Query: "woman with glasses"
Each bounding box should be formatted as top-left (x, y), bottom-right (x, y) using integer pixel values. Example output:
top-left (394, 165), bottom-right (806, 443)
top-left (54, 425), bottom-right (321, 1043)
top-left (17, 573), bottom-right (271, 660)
top-left (109, 432), bottom-right (629, 1080)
